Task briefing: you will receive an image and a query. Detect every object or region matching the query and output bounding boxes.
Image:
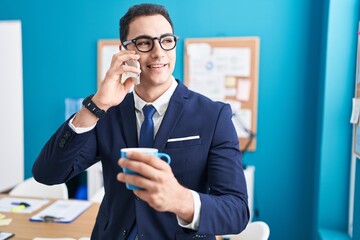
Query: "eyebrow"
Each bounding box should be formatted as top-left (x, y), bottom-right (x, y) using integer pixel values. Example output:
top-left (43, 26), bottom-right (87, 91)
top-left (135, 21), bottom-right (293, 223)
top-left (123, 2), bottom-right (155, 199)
top-left (133, 33), bottom-right (174, 39)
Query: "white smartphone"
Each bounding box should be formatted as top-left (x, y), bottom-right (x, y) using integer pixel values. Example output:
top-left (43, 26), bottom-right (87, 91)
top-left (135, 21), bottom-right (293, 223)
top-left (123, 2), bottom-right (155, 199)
top-left (123, 59), bottom-right (140, 85)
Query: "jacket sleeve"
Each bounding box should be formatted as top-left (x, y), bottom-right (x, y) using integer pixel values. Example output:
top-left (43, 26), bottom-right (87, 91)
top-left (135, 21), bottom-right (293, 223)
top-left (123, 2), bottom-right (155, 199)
top-left (32, 121), bottom-right (98, 185)
top-left (197, 104), bottom-right (250, 235)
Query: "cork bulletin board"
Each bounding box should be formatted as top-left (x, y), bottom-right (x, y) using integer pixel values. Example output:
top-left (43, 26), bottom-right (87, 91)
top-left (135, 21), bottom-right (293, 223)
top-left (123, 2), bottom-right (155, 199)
top-left (184, 37), bottom-right (260, 151)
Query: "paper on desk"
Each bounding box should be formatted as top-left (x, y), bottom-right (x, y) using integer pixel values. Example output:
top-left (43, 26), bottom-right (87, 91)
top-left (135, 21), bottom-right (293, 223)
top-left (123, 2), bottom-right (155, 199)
top-left (0, 212), bottom-right (12, 226)
top-left (33, 238), bottom-right (90, 240)
top-left (0, 232), bottom-right (14, 240)
top-left (33, 238), bottom-right (76, 240)
top-left (30, 200), bottom-right (92, 223)
top-left (0, 197), bottom-right (49, 214)
top-left (0, 218), bottom-right (12, 226)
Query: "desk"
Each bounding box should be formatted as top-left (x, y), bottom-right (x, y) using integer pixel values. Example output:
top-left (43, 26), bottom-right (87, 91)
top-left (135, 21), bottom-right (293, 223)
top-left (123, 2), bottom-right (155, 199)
top-left (0, 195), bottom-right (99, 240)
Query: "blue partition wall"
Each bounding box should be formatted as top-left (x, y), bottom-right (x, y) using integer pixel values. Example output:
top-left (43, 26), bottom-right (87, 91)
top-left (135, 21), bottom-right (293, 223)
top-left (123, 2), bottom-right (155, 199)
top-left (353, 160), bottom-right (360, 239)
top-left (317, 0), bottom-right (359, 239)
top-left (0, 0), bottom-right (359, 239)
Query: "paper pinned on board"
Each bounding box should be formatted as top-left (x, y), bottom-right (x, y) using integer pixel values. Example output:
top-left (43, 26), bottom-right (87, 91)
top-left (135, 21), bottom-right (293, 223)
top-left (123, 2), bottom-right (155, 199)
top-left (187, 43), bottom-right (212, 59)
top-left (212, 47), bottom-right (251, 77)
top-left (350, 98), bottom-right (360, 124)
top-left (236, 79), bottom-right (251, 101)
top-left (232, 109), bottom-right (252, 138)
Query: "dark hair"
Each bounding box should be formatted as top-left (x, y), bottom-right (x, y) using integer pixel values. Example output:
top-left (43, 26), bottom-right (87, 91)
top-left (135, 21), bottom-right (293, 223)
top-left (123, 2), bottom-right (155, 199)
top-left (119, 3), bottom-right (174, 43)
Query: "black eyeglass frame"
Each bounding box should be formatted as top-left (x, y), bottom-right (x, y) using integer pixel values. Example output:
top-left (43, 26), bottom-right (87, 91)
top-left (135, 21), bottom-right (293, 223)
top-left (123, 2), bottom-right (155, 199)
top-left (122, 33), bottom-right (180, 53)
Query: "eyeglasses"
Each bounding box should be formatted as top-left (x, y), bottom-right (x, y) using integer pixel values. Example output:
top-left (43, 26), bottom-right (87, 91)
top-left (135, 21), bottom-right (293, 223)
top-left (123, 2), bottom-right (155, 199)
top-left (122, 34), bottom-right (179, 53)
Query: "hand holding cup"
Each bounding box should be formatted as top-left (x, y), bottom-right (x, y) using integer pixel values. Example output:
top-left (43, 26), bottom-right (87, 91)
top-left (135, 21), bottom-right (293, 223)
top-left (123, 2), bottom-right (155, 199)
top-left (119, 148), bottom-right (171, 190)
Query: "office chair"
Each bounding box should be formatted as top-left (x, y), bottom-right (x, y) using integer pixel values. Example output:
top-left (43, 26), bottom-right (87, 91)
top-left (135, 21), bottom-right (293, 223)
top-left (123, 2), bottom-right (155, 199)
top-left (90, 186), bottom-right (104, 203)
top-left (9, 177), bottom-right (69, 199)
top-left (224, 221), bottom-right (270, 240)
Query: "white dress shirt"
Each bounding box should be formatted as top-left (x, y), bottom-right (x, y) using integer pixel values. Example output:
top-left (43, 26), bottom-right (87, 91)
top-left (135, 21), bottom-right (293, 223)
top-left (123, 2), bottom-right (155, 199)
top-left (69, 76), bottom-right (201, 230)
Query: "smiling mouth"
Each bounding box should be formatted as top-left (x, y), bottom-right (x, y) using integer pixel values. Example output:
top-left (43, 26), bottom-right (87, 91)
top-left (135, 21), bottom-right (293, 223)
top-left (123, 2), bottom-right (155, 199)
top-left (147, 63), bottom-right (167, 68)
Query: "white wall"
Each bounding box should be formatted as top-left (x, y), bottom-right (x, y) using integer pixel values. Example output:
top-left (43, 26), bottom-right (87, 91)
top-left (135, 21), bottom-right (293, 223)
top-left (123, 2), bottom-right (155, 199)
top-left (0, 21), bottom-right (24, 191)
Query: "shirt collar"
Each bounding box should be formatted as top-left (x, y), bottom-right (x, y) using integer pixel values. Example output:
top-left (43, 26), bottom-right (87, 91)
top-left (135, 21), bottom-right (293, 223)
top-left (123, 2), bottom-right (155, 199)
top-left (133, 76), bottom-right (178, 116)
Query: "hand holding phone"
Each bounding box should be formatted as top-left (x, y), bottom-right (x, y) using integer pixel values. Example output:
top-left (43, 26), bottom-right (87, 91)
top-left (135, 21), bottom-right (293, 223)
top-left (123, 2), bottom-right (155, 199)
top-left (122, 59), bottom-right (140, 85)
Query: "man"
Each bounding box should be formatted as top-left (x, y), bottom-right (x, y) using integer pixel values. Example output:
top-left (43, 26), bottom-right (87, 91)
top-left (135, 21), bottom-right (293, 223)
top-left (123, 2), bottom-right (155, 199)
top-left (33, 3), bottom-right (249, 239)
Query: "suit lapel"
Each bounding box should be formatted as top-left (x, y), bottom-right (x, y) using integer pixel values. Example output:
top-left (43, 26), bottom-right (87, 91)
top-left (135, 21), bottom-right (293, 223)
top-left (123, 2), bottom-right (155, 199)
top-left (154, 82), bottom-right (190, 152)
top-left (119, 93), bottom-right (138, 148)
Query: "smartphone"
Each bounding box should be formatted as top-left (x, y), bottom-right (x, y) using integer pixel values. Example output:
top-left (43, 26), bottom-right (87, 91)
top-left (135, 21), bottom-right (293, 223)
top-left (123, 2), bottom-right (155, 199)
top-left (124, 60), bottom-right (140, 85)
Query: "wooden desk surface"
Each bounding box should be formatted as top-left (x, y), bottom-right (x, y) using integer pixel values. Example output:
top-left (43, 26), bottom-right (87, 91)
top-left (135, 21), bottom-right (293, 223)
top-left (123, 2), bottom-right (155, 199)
top-left (0, 195), bottom-right (100, 240)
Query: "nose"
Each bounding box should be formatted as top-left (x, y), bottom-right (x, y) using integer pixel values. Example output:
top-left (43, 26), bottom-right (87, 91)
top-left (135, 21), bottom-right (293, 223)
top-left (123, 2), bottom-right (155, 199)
top-left (150, 39), bottom-right (165, 57)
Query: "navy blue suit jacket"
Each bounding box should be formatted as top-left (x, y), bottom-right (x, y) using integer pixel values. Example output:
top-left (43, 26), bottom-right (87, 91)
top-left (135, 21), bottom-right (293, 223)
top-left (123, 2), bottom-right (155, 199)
top-left (33, 81), bottom-right (249, 240)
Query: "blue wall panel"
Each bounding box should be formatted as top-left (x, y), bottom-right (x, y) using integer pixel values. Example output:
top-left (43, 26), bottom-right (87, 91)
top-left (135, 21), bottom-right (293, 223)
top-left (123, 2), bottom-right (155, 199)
top-left (317, 0), bottom-right (358, 236)
top-left (353, 159), bottom-right (360, 239)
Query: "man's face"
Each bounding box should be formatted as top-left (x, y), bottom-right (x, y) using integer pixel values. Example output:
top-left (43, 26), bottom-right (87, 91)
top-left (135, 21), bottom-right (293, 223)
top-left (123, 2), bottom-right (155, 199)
top-left (126, 15), bottom-right (176, 88)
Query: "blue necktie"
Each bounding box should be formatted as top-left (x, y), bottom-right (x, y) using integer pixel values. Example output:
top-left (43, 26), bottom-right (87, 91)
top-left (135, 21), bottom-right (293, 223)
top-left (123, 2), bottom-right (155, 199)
top-left (127, 105), bottom-right (156, 240)
top-left (139, 105), bottom-right (156, 148)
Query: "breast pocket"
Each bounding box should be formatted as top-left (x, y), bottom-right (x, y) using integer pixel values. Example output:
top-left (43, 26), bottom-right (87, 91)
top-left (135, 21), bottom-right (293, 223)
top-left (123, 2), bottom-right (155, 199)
top-left (166, 135), bottom-right (201, 149)
top-left (164, 135), bottom-right (205, 188)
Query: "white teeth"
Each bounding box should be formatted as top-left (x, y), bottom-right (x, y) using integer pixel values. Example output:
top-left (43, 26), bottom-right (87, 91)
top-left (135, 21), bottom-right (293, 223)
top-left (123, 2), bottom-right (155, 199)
top-left (149, 64), bottom-right (166, 68)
